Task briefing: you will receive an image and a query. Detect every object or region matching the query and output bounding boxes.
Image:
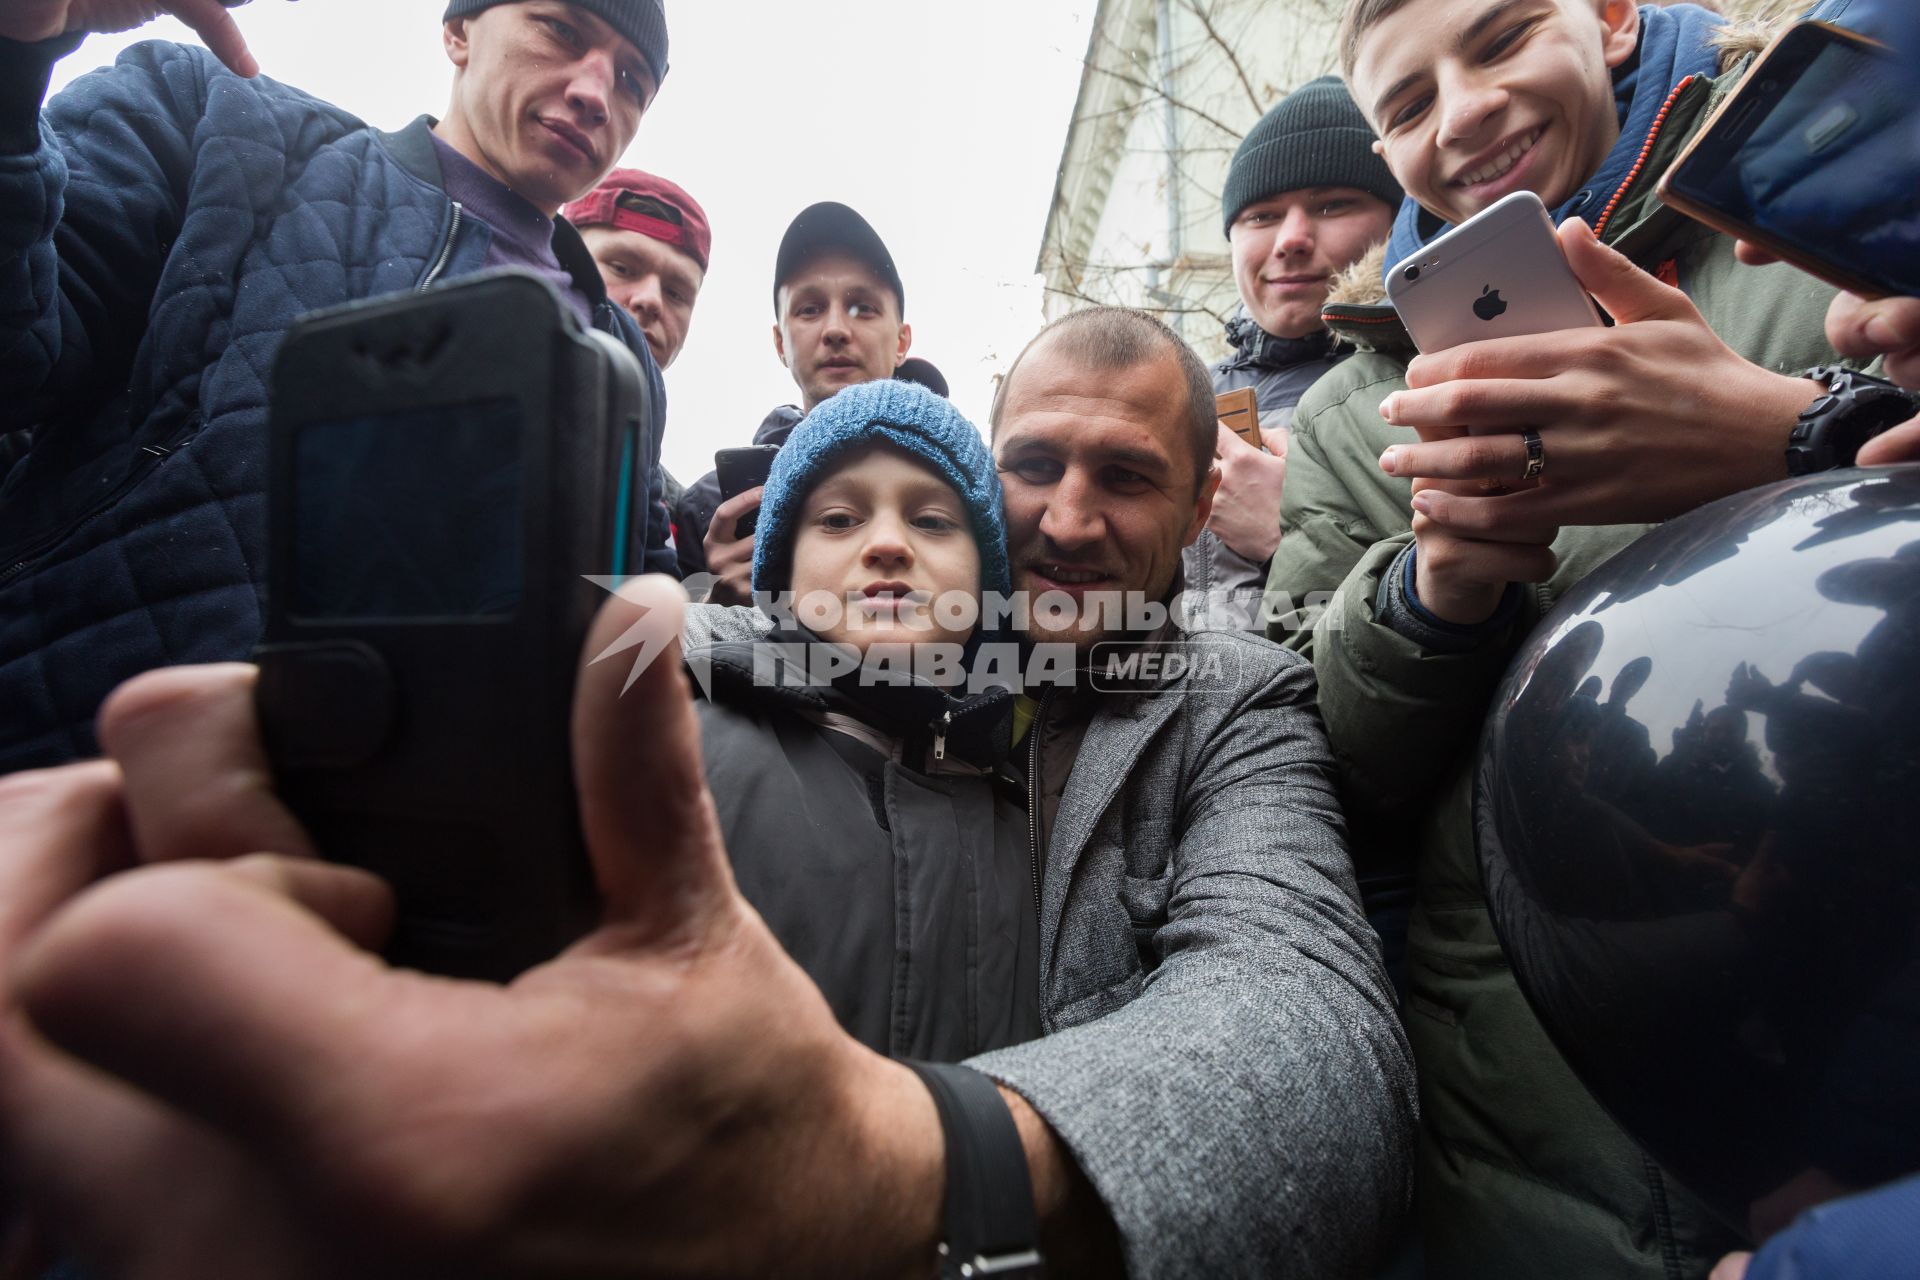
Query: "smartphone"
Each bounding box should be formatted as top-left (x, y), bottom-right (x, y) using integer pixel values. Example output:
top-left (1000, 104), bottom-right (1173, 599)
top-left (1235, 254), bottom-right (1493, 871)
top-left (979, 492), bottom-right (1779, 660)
top-left (1215, 387), bottom-right (1262, 450)
top-left (1659, 21), bottom-right (1917, 300)
top-left (714, 444), bottom-right (780, 540)
top-left (1386, 191), bottom-right (1605, 353)
top-left (254, 270), bottom-right (648, 981)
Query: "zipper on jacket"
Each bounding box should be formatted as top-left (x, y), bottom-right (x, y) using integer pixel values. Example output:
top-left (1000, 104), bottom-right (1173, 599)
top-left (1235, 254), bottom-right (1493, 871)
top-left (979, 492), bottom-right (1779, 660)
top-left (0, 414), bottom-right (202, 589)
top-left (1025, 687), bottom-right (1055, 928)
top-left (933, 707), bottom-right (952, 761)
top-left (418, 202), bottom-right (464, 292)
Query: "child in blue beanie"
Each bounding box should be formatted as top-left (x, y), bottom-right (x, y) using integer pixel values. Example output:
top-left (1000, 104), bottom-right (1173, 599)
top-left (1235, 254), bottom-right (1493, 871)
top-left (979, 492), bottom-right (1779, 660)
top-left (683, 380), bottom-right (1040, 1062)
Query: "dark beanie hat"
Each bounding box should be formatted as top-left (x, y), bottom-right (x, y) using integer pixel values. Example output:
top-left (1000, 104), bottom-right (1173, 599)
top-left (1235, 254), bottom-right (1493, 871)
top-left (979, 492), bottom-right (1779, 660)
top-left (442, 1), bottom-right (668, 89)
top-left (1220, 76), bottom-right (1402, 236)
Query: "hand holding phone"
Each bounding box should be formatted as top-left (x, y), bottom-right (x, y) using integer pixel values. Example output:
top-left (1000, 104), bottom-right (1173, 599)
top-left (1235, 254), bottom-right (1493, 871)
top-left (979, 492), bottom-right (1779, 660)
top-left (1387, 191), bottom-right (1604, 353)
top-left (254, 271), bottom-right (647, 981)
top-left (714, 445), bottom-right (779, 540)
top-left (1659, 21), bottom-right (1918, 301)
top-left (1215, 387), bottom-right (1262, 451)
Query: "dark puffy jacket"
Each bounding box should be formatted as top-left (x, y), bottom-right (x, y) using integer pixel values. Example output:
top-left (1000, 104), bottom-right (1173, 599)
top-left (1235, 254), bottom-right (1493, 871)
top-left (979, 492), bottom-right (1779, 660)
top-left (1211, 307), bottom-right (1347, 434)
top-left (0, 38), bottom-right (674, 773)
top-left (1179, 308), bottom-right (1347, 633)
top-left (687, 621), bottom-right (1041, 1060)
top-left (673, 404), bottom-right (802, 579)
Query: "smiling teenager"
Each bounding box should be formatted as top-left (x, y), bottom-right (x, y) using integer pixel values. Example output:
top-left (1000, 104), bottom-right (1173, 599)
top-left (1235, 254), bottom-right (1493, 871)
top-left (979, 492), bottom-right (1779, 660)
top-left (1187, 76), bottom-right (1405, 635)
top-left (1258, 0), bottom-right (1865, 1275)
top-left (0, 0), bottom-right (678, 774)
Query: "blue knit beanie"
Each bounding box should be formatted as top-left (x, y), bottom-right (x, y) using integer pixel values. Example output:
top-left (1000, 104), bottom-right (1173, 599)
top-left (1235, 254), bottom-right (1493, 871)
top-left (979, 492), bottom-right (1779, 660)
top-left (752, 381), bottom-right (1010, 598)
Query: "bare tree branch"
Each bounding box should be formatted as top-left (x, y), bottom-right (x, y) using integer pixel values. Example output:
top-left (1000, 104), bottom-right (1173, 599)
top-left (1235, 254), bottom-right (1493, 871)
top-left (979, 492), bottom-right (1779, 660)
top-left (1083, 27), bottom-right (1245, 142)
top-left (1174, 0), bottom-right (1264, 117)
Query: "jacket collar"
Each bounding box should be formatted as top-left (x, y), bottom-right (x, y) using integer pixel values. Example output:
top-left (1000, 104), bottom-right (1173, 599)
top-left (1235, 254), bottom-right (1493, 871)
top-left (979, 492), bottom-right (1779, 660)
top-left (691, 629), bottom-right (1017, 769)
top-left (753, 405), bottom-right (805, 448)
top-left (377, 115), bottom-right (445, 188)
top-left (1382, 3), bottom-right (1726, 271)
top-left (1219, 308), bottom-right (1338, 373)
top-left (377, 115), bottom-right (612, 312)
top-left (1036, 661), bottom-right (1185, 972)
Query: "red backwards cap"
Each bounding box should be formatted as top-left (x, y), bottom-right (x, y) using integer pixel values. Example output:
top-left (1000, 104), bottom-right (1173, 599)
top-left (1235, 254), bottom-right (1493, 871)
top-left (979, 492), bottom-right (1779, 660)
top-left (562, 169), bottom-right (711, 272)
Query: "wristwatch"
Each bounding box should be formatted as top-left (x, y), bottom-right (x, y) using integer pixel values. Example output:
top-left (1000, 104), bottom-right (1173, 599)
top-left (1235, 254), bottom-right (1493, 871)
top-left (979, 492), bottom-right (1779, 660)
top-left (1784, 365), bottom-right (1920, 475)
top-left (904, 1062), bottom-right (1046, 1279)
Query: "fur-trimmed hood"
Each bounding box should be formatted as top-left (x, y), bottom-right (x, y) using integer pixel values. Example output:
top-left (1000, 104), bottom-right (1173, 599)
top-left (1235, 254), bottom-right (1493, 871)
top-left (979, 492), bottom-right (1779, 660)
top-left (1328, 241), bottom-right (1391, 311)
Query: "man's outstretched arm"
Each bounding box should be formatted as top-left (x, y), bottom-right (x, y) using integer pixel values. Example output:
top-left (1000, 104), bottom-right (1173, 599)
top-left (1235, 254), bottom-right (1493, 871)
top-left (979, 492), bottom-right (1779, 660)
top-left (0, 579), bottom-right (1139, 1278)
top-left (969, 649), bottom-right (1418, 1279)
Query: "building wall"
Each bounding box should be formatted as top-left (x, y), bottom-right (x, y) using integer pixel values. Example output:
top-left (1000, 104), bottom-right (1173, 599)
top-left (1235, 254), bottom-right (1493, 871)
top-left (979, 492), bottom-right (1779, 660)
top-left (1038, 0), bottom-right (1345, 362)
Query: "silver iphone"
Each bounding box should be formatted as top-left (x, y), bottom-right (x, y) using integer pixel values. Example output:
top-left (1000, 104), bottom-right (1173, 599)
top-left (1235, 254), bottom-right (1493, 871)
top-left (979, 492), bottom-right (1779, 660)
top-left (1386, 191), bottom-right (1604, 353)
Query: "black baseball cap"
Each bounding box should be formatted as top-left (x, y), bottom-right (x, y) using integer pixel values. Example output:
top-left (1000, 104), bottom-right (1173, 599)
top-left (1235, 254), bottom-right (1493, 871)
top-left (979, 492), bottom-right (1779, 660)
top-left (895, 357), bottom-right (948, 398)
top-left (772, 202), bottom-right (905, 318)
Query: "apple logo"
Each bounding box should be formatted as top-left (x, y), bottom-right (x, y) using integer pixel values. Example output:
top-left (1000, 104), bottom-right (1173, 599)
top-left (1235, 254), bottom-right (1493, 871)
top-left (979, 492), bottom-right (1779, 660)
top-left (1474, 285), bottom-right (1509, 321)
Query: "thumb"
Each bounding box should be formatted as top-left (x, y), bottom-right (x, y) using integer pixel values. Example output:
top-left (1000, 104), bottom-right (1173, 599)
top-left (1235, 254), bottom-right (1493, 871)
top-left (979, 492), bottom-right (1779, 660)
top-left (1558, 216), bottom-right (1697, 325)
top-left (572, 576), bottom-right (740, 949)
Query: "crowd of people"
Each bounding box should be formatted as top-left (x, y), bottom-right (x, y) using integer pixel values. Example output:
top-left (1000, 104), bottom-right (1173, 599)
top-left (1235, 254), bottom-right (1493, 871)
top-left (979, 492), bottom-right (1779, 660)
top-left (0, 0), bottom-right (1915, 1277)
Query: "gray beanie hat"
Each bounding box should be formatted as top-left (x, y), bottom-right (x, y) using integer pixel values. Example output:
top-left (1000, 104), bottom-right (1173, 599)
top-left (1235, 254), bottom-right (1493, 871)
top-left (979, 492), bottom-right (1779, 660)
top-left (1221, 76), bottom-right (1402, 236)
top-left (442, 1), bottom-right (668, 88)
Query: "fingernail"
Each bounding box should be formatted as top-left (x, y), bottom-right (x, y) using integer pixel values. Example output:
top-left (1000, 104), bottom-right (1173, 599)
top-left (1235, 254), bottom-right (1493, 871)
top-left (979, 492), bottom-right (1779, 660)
top-left (1864, 312), bottom-right (1901, 349)
top-left (1379, 448), bottom-right (1399, 475)
top-left (1380, 395), bottom-right (1398, 423)
top-left (1411, 492), bottom-right (1433, 516)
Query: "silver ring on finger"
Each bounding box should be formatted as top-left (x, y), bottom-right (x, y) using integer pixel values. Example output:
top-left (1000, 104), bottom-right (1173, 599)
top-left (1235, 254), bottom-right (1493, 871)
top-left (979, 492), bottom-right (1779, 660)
top-left (1520, 428), bottom-right (1546, 481)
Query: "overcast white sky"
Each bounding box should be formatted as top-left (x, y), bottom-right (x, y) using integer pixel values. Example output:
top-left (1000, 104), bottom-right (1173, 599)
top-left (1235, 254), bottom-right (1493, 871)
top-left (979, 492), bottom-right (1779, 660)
top-left (49, 1), bottom-right (1095, 484)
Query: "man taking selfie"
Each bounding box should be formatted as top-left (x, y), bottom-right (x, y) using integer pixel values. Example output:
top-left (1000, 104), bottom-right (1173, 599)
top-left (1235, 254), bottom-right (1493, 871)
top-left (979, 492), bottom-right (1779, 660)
top-left (0, 0), bottom-right (678, 774)
top-left (0, 308), bottom-right (1418, 1280)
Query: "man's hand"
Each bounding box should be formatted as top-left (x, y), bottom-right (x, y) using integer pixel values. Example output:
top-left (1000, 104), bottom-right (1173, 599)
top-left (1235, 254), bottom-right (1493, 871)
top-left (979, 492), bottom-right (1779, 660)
top-left (1204, 422), bottom-right (1287, 563)
top-left (1734, 238), bottom-right (1920, 463)
top-left (701, 487), bottom-right (761, 606)
top-left (2, 1), bottom-right (272, 77)
top-left (0, 672), bottom-right (357, 1280)
top-left (1407, 473), bottom-right (1558, 625)
top-left (1830, 293), bottom-right (1920, 465)
top-left (1709, 1252), bottom-right (1752, 1280)
top-left (1377, 218), bottom-right (1822, 531)
top-left (2, 579), bottom-right (953, 1279)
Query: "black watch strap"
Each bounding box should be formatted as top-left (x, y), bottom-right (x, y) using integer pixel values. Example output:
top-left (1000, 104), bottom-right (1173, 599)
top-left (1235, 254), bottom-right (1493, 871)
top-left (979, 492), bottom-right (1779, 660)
top-left (904, 1061), bottom-right (1045, 1279)
top-left (1786, 365), bottom-right (1920, 475)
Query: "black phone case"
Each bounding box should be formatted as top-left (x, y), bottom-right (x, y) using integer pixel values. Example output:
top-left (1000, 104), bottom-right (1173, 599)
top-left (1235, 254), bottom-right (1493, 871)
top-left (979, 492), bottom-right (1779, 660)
top-left (714, 445), bottom-right (778, 540)
top-left (255, 272), bottom-right (646, 981)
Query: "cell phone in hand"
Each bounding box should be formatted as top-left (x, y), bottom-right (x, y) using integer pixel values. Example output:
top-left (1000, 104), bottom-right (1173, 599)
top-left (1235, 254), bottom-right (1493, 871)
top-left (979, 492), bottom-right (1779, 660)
top-left (714, 445), bottom-right (779, 540)
top-left (254, 270), bottom-right (648, 981)
top-left (1215, 387), bottom-right (1262, 450)
top-left (1386, 191), bottom-right (1604, 354)
top-left (1658, 21), bottom-right (1917, 300)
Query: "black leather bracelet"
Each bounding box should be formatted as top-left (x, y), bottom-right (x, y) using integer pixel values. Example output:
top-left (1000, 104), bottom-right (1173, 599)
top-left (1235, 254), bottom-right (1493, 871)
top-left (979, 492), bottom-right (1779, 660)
top-left (903, 1061), bottom-right (1045, 1279)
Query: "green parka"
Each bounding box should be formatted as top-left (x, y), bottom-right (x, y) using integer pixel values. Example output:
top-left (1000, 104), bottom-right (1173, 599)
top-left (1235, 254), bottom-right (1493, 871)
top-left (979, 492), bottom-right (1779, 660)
top-left (1264, 33), bottom-right (1864, 1280)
